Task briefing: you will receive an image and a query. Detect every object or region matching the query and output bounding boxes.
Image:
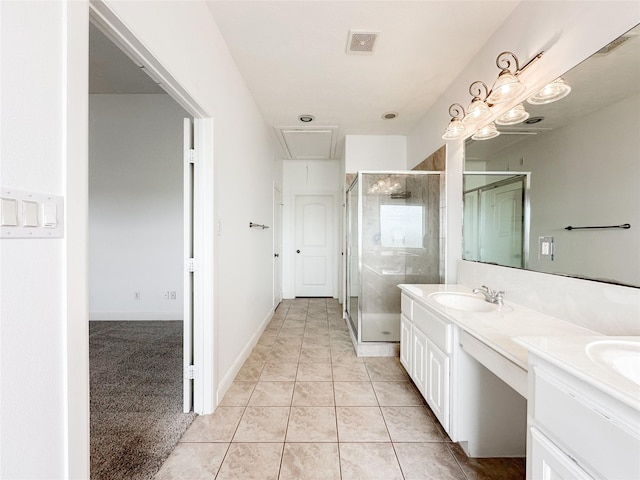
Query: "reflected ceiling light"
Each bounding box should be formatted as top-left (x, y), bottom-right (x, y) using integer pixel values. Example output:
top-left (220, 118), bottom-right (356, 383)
top-left (472, 122), bottom-right (500, 141)
top-left (442, 103), bottom-right (468, 140)
top-left (527, 78), bottom-right (572, 105)
top-left (495, 103), bottom-right (530, 125)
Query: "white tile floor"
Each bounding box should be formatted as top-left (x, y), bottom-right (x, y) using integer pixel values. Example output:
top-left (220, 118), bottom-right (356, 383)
top-left (155, 298), bottom-right (525, 480)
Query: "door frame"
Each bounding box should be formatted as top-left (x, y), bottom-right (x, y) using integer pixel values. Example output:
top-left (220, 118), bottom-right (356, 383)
top-left (88, 0), bottom-right (216, 411)
top-left (273, 184), bottom-right (283, 307)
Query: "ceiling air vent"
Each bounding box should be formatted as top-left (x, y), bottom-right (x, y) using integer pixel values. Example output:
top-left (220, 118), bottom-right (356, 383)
top-left (347, 30), bottom-right (379, 55)
top-left (596, 34), bottom-right (633, 55)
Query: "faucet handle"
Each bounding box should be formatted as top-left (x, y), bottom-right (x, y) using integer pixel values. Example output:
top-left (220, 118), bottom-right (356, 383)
top-left (481, 285), bottom-right (495, 296)
top-left (494, 291), bottom-right (506, 305)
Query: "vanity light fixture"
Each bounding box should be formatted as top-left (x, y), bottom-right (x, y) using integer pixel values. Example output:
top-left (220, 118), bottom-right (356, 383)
top-left (441, 50), bottom-right (544, 141)
top-left (495, 103), bottom-right (530, 125)
top-left (527, 78), bottom-right (572, 105)
top-left (472, 122), bottom-right (500, 141)
top-left (441, 103), bottom-right (468, 140)
top-left (463, 81), bottom-right (493, 128)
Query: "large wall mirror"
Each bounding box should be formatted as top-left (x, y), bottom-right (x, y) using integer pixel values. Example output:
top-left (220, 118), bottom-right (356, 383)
top-left (463, 24), bottom-right (640, 288)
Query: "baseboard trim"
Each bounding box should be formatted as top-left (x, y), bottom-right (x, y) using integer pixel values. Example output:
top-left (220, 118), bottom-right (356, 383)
top-left (216, 307), bottom-right (274, 405)
top-left (90, 312), bottom-right (182, 321)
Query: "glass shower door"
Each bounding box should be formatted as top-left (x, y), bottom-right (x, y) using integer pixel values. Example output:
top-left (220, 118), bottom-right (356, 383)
top-left (345, 179), bottom-right (359, 336)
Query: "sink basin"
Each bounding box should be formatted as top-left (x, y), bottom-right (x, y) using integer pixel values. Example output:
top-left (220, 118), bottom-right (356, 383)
top-left (428, 292), bottom-right (498, 312)
top-left (586, 340), bottom-right (640, 386)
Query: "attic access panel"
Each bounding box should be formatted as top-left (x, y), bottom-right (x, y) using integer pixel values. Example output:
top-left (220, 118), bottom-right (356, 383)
top-left (275, 126), bottom-right (338, 160)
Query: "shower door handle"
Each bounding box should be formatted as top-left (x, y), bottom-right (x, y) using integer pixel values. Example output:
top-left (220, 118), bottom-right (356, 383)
top-left (296, 250), bottom-right (300, 254)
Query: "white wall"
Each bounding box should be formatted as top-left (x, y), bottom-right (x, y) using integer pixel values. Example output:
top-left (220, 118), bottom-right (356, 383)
top-left (282, 159), bottom-right (341, 299)
top-left (89, 94), bottom-right (187, 320)
top-left (407, 2), bottom-right (640, 330)
top-left (345, 135), bottom-right (407, 173)
top-left (2, 0), bottom-right (278, 476)
top-left (1, 1), bottom-right (74, 477)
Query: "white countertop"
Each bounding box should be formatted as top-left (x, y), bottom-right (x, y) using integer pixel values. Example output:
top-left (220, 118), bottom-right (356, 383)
top-left (398, 283), bottom-right (601, 371)
top-left (398, 284), bottom-right (640, 412)
top-left (514, 335), bottom-right (640, 411)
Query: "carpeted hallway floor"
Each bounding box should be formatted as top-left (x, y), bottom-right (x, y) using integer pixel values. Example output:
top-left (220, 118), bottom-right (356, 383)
top-left (89, 321), bottom-right (196, 480)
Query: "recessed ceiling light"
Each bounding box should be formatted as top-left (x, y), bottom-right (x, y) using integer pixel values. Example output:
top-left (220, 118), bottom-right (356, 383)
top-left (382, 111), bottom-right (398, 120)
top-left (298, 115), bottom-right (315, 123)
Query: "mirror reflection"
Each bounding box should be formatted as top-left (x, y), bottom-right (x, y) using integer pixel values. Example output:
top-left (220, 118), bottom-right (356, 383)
top-left (464, 24), bottom-right (640, 287)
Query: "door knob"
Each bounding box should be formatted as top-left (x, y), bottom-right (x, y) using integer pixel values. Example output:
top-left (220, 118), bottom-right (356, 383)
top-left (296, 250), bottom-right (300, 254)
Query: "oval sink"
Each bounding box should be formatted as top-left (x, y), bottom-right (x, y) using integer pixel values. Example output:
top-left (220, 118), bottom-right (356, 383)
top-left (586, 340), bottom-right (640, 386)
top-left (429, 292), bottom-right (498, 312)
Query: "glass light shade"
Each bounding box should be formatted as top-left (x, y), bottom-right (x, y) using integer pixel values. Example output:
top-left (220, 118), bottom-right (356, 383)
top-left (463, 98), bottom-right (492, 127)
top-left (442, 118), bottom-right (467, 140)
top-left (487, 72), bottom-right (526, 104)
top-left (527, 78), bottom-right (572, 105)
top-left (495, 104), bottom-right (530, 125)
top-left (472, 122), bottom-right (500, 141)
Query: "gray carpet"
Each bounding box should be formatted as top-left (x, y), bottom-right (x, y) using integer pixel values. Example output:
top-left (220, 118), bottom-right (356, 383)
top-left (90, 321), bottom-right (197, 480)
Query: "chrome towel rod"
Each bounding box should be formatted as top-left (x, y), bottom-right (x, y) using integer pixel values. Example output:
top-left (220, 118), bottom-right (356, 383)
top-left (564, 223), bottom-right (631, 231)
top-left (250, 222), bottom-right (269, 229)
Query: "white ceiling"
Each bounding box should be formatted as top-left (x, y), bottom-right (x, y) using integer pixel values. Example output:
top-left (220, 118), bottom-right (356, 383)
top-left (206, 1), bottom-right (522, 157)
top-left (90, 2), bottom-right (526, 157)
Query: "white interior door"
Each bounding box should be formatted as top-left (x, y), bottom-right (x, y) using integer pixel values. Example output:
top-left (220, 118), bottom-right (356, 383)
top-left (273, 185), bottom-right (283, 307)
top-left (183, 118), bottom-right (194, 413)
top-left (294, 195), bottom-right (334, 297)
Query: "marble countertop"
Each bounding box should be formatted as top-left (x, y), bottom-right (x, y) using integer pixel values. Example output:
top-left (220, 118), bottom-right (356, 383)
top-left (514, 335), bottom-right (640, 411)
top-left (397, 284), bottom-right (601, 371)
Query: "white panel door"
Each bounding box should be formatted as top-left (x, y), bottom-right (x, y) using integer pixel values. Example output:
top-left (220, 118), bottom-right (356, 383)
top-left (183, 118), bottom-right (194, 413)
top-left (400, 315), bottom-right (412, 372)
top-left (426, 340), bottom-right (450, 430)
top-left (294, 195), bottom-right (334, 297)
top-left (411, 326), bottom-right (428, 395)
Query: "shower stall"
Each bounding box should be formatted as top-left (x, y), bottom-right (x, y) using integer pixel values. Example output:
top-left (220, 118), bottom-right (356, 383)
top-left (345, 171), bottom-right (444, 356)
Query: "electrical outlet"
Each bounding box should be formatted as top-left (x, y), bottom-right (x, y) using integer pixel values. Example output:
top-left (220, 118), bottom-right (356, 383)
top-left (170, 291), bottom-right (177, 300)
top-left (164, 291), bottom-right (170, 299)
top-left (134, 291), bottom-right (140, 300)
top-left (538, 236), bottom-right (554, 260)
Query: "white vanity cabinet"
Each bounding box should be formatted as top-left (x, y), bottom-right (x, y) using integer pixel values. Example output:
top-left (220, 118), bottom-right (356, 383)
top-left (527, 354), bottom-right (640, 480)
top-left (400, 293), bottom-right (453, 432)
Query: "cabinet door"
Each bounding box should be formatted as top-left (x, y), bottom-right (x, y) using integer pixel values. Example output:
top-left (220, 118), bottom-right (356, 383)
top-left (426, 340), bottom-right (450, 430)
top-left (530, 428), bottom-right (595, 480)
top-left (400, 315), bottom-right (412, 372)
top-left (411, 327), bottom-right (427, 395)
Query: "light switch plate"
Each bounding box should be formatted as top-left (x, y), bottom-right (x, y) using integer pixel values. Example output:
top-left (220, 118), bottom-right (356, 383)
top-left (1, 188), bottom-right (64, 238)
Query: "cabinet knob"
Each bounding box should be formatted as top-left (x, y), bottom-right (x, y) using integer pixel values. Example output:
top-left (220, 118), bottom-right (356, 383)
top-left (296, 249), bottom-right (301, 254)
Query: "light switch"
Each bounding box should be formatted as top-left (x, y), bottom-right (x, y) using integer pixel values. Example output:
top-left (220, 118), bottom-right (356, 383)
top-left (43, 204), bottom-right (57, 227)
top-left (1, 198), bottom-right (18, 226)
top-left (23, 200), bottom-right (39, 227)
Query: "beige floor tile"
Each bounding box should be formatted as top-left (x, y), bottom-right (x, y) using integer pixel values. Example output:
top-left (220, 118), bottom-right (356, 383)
top-left (292, 382), bottom-right (335, 406)
top-left (380, 406), bottom-right (442, 442)
top-left (278, 327), bottom-right (305, 338)
top-left (233, 406), bottom-right (290, 442)
top-left (339, 443), bottom-right (403, 480)
top-left (336, 407), bottom-right (390, 442)
top-left (257, 332), bottom-right (278, 347)
top-left (246, 345), bottom-right (271, 363)
top-left (235, 360), bottom-right (264, 382)
top-left (447, 442), bottom-right (526, 480)
top-left (365, 360), bottom-right (409, 381)
top-left (332, 362), bottom-right (369, 381)
top-left (372, 381), bottom-right (423, 406)
top-left (259, 362), bottom-right (298, 381)
top-left (299, 346), bottom-right (332, 362)
top-left (219, 382), bottom-right (255, 407)
top-left (268, 345), bottom-right (301, 362)
top-left (154, 442), bottom-right (228, 480)
top-left (286, 406), bottom-right (338, 442)
top-left (216, 443), bottom-right (283, 480)
top-left (247, 381), bottom-right (294, 406)
top-left (394, 443), bottom-right (466, 480)
top-left (274, 336), bottom-right (304, 347)
top-left (179, 407), bottom-right (244, 442)
top-left (333, 381), bottom-right (378, 406)
top-left (296, 363), bottom-right (333, 381)
top-left (280, 443), bottom-right (341, 480)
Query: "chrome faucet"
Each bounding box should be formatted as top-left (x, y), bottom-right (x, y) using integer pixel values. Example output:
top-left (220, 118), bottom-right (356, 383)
top-left (472, 285), bottom-right (505, 306)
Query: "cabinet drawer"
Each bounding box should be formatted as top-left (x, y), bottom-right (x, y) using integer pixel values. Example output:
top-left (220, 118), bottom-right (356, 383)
top-left (533, 367), bottom-right (640, 480)
top-left (530, 428), bottom-right (594, 480)
top-left (413, 302), bottom-right (452, 353)
top-left (401, 294), bottom-right (413, 321)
